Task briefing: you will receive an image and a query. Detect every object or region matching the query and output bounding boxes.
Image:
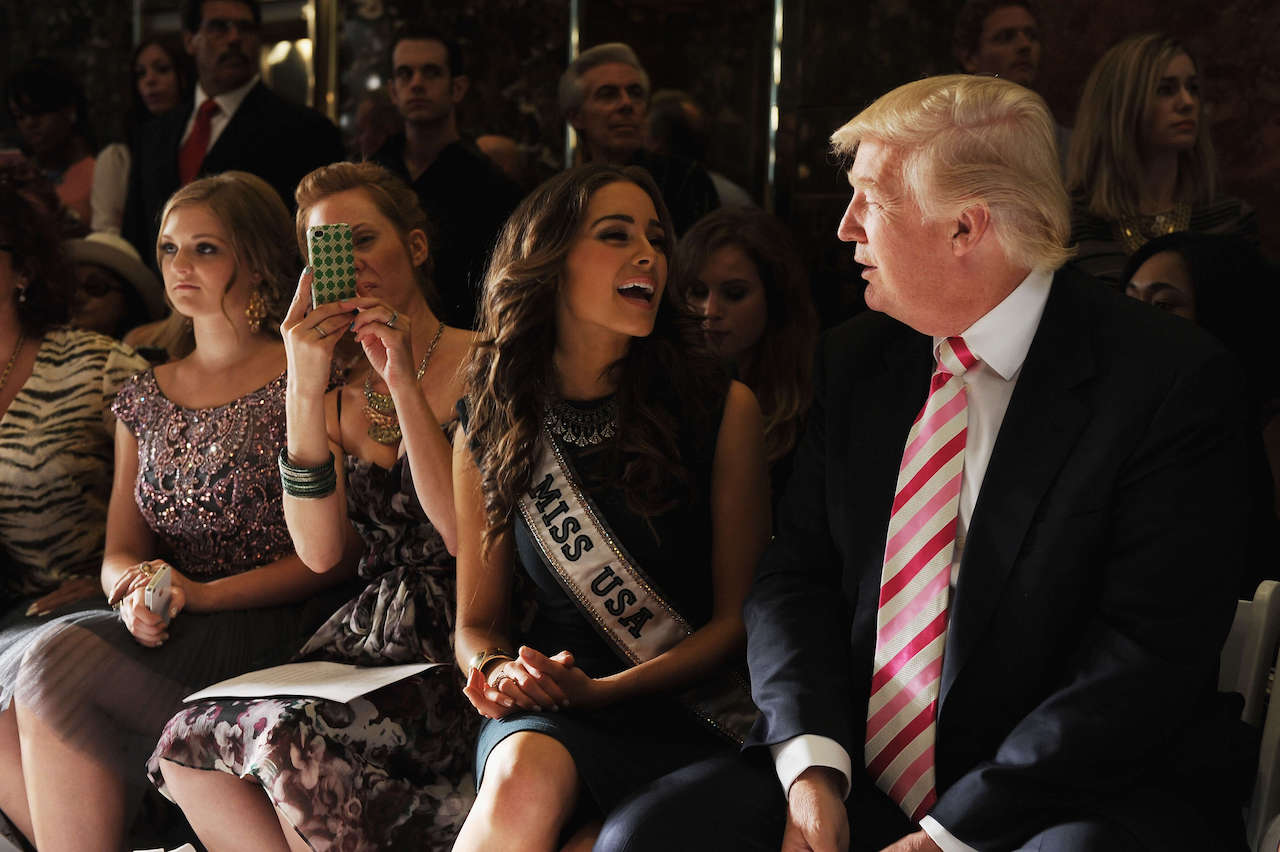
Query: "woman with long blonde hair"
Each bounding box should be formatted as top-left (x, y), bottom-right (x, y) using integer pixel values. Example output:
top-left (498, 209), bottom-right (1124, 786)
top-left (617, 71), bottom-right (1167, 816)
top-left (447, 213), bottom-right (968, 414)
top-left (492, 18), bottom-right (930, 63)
top-left (0, 171), bottom-right (353, 850)
top-left (1066, 32), bottom-right (1256, 284)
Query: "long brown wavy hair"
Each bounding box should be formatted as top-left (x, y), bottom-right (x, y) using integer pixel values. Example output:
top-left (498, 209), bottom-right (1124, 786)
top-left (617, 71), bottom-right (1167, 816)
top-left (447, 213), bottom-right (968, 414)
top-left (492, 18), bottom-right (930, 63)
top-left (466, 164), bottom-right (727, 559)
top-left (671, 206), bottom-right (816, 465)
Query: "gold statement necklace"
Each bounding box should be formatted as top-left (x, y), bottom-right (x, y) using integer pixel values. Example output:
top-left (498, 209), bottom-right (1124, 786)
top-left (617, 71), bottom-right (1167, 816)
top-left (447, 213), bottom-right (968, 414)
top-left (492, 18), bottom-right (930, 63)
top-left (1117, 202), bottom-right (1191, 254)
top-left (0, 332), bottom-right (26, 396)
top-left (363, 321), bottom-right (445, 445)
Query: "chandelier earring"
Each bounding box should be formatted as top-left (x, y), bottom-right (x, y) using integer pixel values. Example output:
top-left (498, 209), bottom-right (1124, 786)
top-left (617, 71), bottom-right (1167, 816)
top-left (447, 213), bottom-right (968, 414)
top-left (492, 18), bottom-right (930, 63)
top-left (245, 285), bottom-right (269, 333)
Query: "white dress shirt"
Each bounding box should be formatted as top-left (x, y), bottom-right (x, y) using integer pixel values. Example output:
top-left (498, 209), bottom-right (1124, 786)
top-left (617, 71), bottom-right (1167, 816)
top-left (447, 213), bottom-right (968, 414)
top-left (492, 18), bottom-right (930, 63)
top-left (770, 267), bottom-right (1054, 852)
top-left (180, 75), bottom-right (261, 154)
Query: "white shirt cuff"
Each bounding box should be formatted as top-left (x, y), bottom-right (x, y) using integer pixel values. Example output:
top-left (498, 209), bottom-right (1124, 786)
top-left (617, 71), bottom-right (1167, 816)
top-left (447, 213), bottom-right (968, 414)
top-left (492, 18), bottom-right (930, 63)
top-left (769, 734), bottom-right (852, 798)
top-left (920, 816), bottom-right (977, 852)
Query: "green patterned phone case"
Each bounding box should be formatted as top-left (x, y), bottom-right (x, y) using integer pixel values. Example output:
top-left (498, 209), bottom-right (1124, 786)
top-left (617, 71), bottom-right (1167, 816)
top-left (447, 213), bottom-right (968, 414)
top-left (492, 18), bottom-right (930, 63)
top-left (307, 223), bottom-right (358, 307)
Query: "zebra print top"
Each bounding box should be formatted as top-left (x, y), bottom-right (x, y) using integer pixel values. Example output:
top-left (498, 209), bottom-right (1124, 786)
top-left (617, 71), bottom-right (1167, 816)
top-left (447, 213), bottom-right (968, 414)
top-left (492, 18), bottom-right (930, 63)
top-left (0, 327), bottom-right (149, 598)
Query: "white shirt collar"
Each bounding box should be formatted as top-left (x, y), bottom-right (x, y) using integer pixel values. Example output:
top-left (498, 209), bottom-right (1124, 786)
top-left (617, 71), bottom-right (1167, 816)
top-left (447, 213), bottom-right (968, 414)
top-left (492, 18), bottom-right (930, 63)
top-left (193, 74), bottom-right (260, 119)
top-left (935, 267), bottom-right (1053, 382)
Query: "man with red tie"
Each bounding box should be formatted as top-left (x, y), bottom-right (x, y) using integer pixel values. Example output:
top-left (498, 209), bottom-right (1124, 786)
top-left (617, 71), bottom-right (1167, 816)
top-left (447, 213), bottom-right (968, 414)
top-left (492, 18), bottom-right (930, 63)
top-left (595, 74), bottom-right (1255, 852)
top-left (123, 0), bottom-right (342, 261)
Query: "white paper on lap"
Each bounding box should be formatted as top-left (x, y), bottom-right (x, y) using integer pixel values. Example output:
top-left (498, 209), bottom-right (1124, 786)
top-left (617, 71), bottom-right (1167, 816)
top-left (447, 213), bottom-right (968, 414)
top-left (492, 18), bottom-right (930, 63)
top-left (183, 661), bottom-right (445, 704)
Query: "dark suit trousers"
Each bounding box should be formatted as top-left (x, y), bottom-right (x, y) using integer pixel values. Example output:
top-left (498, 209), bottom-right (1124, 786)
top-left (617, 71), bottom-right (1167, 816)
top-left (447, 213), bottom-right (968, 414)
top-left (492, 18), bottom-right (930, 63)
top-left (591, 750), bottom-right (1239, 852)
top-left (594, 751), bottom-right (915, 852)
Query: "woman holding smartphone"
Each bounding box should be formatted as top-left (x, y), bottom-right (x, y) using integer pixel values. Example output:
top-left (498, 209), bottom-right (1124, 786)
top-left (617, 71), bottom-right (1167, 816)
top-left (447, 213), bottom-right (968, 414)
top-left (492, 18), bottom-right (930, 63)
top-left (452, 164), bottom-right (770, 850)
top-left (0, 171), bottom-right (353, 849)
top-left (149, 162), bottom-right (478, 851)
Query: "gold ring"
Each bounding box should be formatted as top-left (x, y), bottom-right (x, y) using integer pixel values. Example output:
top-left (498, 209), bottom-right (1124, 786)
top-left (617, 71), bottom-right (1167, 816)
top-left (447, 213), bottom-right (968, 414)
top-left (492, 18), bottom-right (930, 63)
top-left (314, 325), bottom-right (328, 339)
top-left (386, 310), bottom-right (398, 329)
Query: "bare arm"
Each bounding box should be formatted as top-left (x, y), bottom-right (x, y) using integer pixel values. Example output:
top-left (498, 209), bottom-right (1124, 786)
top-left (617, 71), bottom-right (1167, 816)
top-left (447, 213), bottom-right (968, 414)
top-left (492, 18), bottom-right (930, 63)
top-left (100, 419), bottom-right (159, 596)
top-left (280, 268), bottom-right (363, 571)
top-left (453, 429), bottom-right (518, 669)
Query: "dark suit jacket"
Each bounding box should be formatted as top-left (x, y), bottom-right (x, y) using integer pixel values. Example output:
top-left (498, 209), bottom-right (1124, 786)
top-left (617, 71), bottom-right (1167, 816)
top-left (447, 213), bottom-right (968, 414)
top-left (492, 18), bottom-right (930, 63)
top-left (123, 82), bottom-right (344, 262)
top-left (744, 268), bottom-right (1255, 850)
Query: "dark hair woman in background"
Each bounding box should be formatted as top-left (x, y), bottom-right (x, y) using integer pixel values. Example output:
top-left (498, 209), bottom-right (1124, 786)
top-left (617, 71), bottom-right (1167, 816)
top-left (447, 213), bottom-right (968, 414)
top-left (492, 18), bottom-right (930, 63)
top-left (5, 58), bottom-right (97, 227)
top-left (671, 205), bottom-right (817, 501)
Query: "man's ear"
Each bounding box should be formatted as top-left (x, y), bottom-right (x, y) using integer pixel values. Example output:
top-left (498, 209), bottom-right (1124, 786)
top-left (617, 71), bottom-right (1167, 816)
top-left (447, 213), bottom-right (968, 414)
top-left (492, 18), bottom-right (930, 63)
top-left (450, 75), bottom-right (470, 104)
top-left (567, 109), bottom-right (584, 133)
top-left (960, 53), bottom-right (979, 74)
top-left (951, 204), bottom-right (992, 257)
top-left (183, 31), bottom-right (197, 56)
top-left (408, 228), bottom-right (430, 267)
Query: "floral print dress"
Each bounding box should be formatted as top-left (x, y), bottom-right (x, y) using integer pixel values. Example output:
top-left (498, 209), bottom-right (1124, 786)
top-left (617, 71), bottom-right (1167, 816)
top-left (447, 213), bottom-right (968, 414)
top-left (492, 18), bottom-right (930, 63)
top-left (147, 452), bottom-right (477, 851)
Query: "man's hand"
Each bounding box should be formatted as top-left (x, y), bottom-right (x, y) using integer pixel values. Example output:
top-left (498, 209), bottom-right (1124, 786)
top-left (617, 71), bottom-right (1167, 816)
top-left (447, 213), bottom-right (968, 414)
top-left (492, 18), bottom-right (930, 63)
top-left (782, 766), bottom-right (848, 852)
top-left (879, 831), bottom-right (942, 852)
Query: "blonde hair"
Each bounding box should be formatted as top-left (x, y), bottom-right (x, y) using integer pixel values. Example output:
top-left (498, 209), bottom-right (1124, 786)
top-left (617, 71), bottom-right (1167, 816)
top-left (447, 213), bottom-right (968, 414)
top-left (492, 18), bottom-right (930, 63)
top-left (294, 161), bottom-right (440, 310)
top-left (156, 171), bottom-right (296, 336)
top-left (830, 73), bottom-right (1071, 271)
top-left (1066, 33), bottom-right (1216, 221)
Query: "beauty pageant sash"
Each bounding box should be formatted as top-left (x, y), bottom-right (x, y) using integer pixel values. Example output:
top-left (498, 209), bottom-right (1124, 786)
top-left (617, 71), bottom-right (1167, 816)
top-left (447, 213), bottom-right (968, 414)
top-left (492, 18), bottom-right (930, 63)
top-left (516, 430), bottom-right (759, 743)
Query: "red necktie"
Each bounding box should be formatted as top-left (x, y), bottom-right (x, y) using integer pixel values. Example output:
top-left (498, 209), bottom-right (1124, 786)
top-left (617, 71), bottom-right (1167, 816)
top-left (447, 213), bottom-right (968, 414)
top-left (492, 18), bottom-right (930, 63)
top-left (178, 99), bottom-right (221, 186)
top-left (865, 336), bottom-right (977, 822)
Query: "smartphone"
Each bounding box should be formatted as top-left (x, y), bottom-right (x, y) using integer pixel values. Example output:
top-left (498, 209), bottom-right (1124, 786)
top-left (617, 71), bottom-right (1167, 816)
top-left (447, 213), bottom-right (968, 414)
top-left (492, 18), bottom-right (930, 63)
top-left (307, 223), bottom-right (359, 308)
top-left (144, 563), bottom-right (173, 624)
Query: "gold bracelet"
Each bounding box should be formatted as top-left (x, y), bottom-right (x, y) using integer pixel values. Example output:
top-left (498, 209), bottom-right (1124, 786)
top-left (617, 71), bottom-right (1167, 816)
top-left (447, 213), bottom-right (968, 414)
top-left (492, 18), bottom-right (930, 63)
top-left (467, 647), bottom-right (514, 677)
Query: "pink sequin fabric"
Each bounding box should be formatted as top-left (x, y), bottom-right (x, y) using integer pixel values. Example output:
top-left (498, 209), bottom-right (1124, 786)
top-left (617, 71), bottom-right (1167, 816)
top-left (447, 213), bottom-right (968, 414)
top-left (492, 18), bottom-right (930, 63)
top-left (111, 369), bottom-right (293, 577)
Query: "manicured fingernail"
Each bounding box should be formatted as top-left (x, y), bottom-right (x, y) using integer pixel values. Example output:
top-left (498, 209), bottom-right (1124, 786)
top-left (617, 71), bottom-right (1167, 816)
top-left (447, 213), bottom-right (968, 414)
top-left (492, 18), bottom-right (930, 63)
top-left (25, 604), bottom-right (37, 616)
top-left (502, 698), bottom-right (515, 707)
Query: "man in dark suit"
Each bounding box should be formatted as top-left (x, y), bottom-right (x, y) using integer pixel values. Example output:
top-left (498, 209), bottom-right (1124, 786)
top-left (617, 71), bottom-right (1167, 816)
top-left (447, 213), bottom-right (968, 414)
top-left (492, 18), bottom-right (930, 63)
top-left (596, 75), bottom-right (1254, 852)
top-left (122, 0), bottom-right (343, 261)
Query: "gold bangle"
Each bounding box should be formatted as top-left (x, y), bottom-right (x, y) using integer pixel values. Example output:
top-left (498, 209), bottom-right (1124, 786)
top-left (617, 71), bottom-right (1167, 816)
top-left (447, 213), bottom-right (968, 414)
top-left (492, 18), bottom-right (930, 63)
top-left (468, 647), bottom-right (514, 677)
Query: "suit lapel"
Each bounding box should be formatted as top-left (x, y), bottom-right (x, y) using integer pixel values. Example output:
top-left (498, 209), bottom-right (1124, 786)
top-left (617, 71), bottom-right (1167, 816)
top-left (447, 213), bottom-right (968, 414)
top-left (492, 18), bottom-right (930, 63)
top-left (940, 274), bottom-right (1097, 708)
top-left (847, 329), bottom-right (934, 608)
top-left (202, 83), bottom-right (266, 174)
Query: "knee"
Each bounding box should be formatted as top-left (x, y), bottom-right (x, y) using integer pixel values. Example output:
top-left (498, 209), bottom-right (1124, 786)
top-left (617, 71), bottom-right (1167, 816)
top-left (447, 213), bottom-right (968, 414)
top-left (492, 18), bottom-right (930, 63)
top-left (478, 732), bottom-right (579, 822)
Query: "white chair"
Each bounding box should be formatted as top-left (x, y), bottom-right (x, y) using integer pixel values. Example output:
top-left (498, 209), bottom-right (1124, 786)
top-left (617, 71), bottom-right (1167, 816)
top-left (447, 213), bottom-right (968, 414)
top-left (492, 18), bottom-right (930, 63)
top-left (1219, 580), bottom-right (1280, 849)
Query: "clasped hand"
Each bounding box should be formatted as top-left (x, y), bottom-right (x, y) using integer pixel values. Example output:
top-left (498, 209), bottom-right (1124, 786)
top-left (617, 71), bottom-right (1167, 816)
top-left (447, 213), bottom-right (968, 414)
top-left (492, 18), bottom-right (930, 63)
top-left (107, 560), bottom-right (189, 648)
top-left (463, 646), bottom-right (607, 719)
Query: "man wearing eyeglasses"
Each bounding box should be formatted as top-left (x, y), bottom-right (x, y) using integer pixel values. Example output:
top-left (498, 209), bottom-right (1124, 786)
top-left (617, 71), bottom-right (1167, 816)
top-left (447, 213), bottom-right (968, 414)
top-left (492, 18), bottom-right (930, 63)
top-left (123, 0), bottom-right (343, 263)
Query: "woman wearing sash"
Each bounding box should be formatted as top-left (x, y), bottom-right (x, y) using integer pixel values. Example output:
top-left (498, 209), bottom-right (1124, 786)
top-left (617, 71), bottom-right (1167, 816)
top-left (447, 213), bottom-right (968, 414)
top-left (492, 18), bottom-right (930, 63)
top-left (453, 163), bottom-right (771, 850)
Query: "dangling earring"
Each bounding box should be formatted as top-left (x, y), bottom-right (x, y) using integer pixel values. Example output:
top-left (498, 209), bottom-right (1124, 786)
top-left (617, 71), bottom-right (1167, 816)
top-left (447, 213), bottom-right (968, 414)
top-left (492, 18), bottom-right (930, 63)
top-left (16, 282), bottom-right (27, 304)
top-left (245, 287), bottom-right (268, 333)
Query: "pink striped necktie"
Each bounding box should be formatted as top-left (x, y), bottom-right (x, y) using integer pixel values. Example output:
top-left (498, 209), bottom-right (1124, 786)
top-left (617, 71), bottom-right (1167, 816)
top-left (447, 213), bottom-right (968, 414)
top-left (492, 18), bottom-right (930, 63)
top-left (864, 335), bottom-right (977, 822)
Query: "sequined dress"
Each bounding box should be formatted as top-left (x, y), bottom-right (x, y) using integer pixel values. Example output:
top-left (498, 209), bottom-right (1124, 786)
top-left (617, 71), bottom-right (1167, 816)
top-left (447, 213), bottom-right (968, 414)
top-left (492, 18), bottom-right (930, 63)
top-left (9, 369), bottom-right (343, 794)
top-left (147, 448), bottom-right (477, 852)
